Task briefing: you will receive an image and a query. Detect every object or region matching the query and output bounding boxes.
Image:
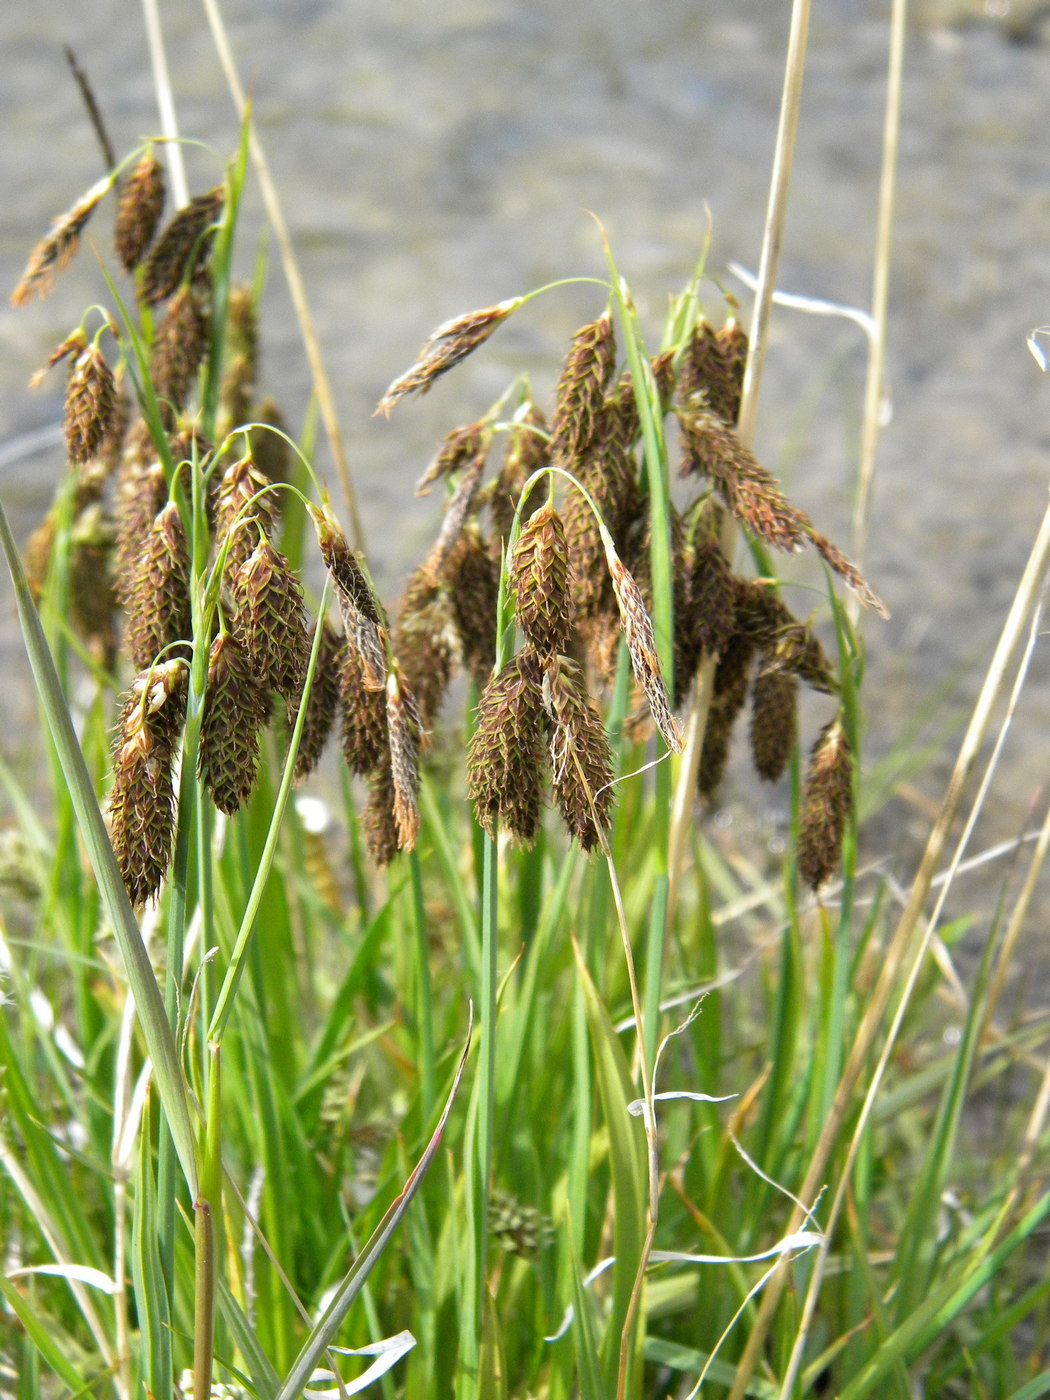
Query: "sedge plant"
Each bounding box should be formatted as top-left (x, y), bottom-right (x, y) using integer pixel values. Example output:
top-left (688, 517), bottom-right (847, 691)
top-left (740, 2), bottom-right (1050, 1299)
top-left (3, 7), bottom-right (1050, 1400)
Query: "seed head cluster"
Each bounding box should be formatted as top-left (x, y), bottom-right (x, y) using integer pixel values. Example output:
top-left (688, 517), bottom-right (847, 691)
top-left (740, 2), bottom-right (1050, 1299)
top-left (11, 148), bottom-right (882, 899)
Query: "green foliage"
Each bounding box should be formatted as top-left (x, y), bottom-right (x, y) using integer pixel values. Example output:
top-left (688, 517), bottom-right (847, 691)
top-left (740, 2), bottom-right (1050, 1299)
top-left (2, 15), bottom-right (1050, 1400)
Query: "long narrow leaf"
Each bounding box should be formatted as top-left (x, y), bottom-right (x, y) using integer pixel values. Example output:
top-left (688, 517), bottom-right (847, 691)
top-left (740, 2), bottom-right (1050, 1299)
top-left (275, 1005), bottom-right (473, 1400)
top-left (0, 498), bottom-right (199, 1199)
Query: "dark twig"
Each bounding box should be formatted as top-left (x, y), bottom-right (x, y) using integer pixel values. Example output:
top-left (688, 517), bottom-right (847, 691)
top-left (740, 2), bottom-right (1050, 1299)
top-left (64, 46), bottom-right (117, 172)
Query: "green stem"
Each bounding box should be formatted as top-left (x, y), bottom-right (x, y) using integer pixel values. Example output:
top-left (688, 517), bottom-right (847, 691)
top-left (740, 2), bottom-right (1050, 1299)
top-left (193, 1044), bottom-right (222, 1400)
top-left (409, 848), bottom-right (436, 1122)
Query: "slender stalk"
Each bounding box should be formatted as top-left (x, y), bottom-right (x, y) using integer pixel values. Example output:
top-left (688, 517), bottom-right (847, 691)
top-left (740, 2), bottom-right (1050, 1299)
top-left (198, 0), bottom-right (365, 547)
top-left (409, 848), bottom-right (437, 1122)
top-left (602, 845), bottom-right (658, 1400)
top-left (193, 1044), bottom-right (222, 1400)
top-left (141, 0), bottom-right (188, 207)
top-left (730, 492), bottom-right (1050, 1400)
top-left (778, 578), bottom-right (1045, 1396)
top-left (849, 0), bottom-right (907, 606)
top-left (668, 0), bottom-right (813, 915)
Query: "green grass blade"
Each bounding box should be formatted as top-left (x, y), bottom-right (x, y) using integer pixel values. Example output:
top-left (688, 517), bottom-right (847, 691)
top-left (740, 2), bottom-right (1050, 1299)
top-left (574, 945), bottom-right (647, 1391)
top-left (274, 1007), bottom-right (472, 1400)
top-left (0, 497), bottom-right (199, 1200)
top-left (0, 1275), bottom-right (88, 1391)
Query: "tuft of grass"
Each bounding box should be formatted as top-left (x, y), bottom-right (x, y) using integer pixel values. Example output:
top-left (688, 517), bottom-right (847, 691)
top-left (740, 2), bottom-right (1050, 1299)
top-left (2, 4), bottom-right (1050, 1399)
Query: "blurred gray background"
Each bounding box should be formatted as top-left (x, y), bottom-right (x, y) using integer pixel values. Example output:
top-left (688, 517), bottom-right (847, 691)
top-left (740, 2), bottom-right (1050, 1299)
top-left (3, 0), bottom-right (1050, 885)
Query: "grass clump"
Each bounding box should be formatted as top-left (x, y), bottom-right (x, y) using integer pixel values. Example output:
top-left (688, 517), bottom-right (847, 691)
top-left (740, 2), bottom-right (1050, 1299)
top-left (2, 7), bottom-right (1050, 1400)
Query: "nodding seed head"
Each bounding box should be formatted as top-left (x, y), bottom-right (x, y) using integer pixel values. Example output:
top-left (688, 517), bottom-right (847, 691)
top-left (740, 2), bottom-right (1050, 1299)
top-left (109, 661), bottom-right (187, 906)
top-left (607, 555), bottom-right (683, 753)
top-left (393, 568), bottom-right (457, 729)
top-left (551, 313), bottom-right (616, 464)
top-left (214, 452), bottom-right (277, 576)
top-left (141, 187), bottom-right (224, 306)
top-left (441, 522), bottom-right (499, 689)
top-left (11, 174), bottom-right (110, 307)
top-left (417, 420), bottom-right (489, 497)
top-left (198, 632), bottom-right (271, 815)
top-left (697, 631), bottom-right (756, 799)
top-left (149, 285), bottom-right (209, 413)
top-left (798, 719), bottom-right (853, 892)
top-left (677, 317), bottom-right (746, 427)
top-left (510, 502), bottom-right (574, 657)
top-left (749, 665), bottom-right (798, 784)
top-left (114, 151), bottom-right (166, 273)
top-left (376, 300), bottom-right (521, 415)
top-left (311, 504), bottom-right (388, 690)
top-left (339, 643), bottom-right (389, 777)
top-left (386, 665), bottom-right (422, 851)
top-left (467, 647), bottom-right (547, 845)
top-left (679, 410), bottom-right (809, 554)
top-left (231, 539), bottom-right (311, 704)
top-left (362, 758), bottom-right (401, 868)
top-left (123, 501), bottom-right (192, 672)
top-left (289, 619), bottom-right (344, 782)
top-left (544, 654), bottom-right (614, 852)
top-left (65, 345), bottom-right (118, 467)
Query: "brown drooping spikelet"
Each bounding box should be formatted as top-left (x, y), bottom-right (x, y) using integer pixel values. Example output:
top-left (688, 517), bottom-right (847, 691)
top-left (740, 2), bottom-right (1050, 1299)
top-left (563, 399), bottom-right (640, 621)
top-left (30, 328), bottom-right (87, 384)
top-left (679, 410), bottom-right (809, 554)
top-left (386, 666), bottom-right (421, 850)
top-left (689, 530), bottom-right (737, 658)
top-left (149, 285), bottom-right (209, 411)
top-left (114, 151), bottom-right (166, 272)
top-left (65, 345), bottom-right (117, 466)
top-left (376, 299), bottom-right (523, 414)
top-left (550, 313), bottom-right (616, 463)
top-left (11, 175), bottom-right (110, 307)
top-left (697, 631), bottom-right (756, 798)
top-left (231, 539), bottom-right (311, 703)
top-left (417, 420), bottom-right (488, 496)
top-left (607, 553), bottom-right (683, 752)
top-left (424, 447), bottom-right (488, 576)
top-left (806, 528), bottom-right (889, 619)
top-left (289, 620), bottom-right (343, 781)
top-left (677, 317), bottom-right (746, 426)
top-left (93, 368), bottom-right (131, 483)
top-left (109, 661), bottom-right (187, 906)
top-left (362, 758), bottom-right (401, 867)
top-left (198, 632), bottom-right (270, 814)
top-left (489, 401), bottom-right (548, 550)
top-left (393, 568), bottom-right (457, 727)
top-left (220, 285), bottom-right (258, 426)
top-left (749, 666), bottom-right (799, 783)
top-left (467, 647), bottom-right (546, 844)
top-left (213, 452), bottom-right (277, 576)
top-left (649, 349), bottom-right (676, 409)
top-left (69, 502), bottom-right (119, 668)
top-left (798, 719), bottom-right (853, 891)
top-left (124, 501), bottom-right (192, 671)
top-left (510, 502), bottom-right (574, 656)
top-left (310, 505), bottom-right (386, 686)
top-left (544, 655), bottom-right (615, 851)
top-left (442, 522), bottom-right (499, 687)
top-left (114, 424), bottom-right (167, 590)
top-left (339, 644), bottom-right (389, 776)
top-left (605, 370), bottom-right (641, 447)
top-left (715, 320), bottom-right (748, 423)
top-left (733, 580), bottom-right (836, 694)
top-left (23, 509), bottom-right (57, 601)
top-left (141, 187), bottom-right (224, 305)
